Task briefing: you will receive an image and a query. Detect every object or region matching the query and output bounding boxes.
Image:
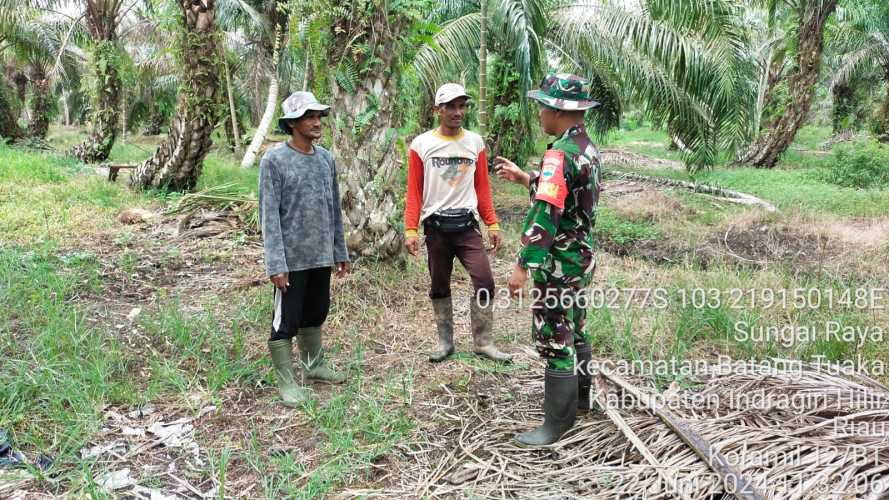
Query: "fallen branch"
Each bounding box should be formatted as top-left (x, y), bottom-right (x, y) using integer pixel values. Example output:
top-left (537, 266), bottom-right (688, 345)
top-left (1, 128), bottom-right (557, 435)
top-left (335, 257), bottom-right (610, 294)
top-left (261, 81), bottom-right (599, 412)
top-left (604, 169), bottom-right (778, 212)
top-left (592, 375), bottom-right (692, 500)
top-left (597, 366), bottom-right (765, 500)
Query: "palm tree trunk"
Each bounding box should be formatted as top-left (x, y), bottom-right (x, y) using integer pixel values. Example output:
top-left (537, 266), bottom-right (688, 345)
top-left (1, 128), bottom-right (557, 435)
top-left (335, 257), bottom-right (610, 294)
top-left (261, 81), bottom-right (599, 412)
top-left (26, 66), bottom-right (50, 139)
top-left (222, 48), bottom-right (241, 153)
top-left (70, 0), bottom-right (125, 162)
top-left (831, 83), bottom-right (853, 134)
top-left (328, 14), bottom-right (410, 259)
top-left (12, 72), bottom-right (28, 122)
top-left (130, 0), bottom-right (222, 191)
top-left (252, 64), bottom-right (263, 125)
top-left (143, 87), bottom-right (163, 135)
top-left (121, 90), bottom-right (128, 143)
top-left (12, 73), bottom-right (26, 103)
top-left (752, 48), bottom-right (776, 137)
top-left (478, 0), bottom-right (488, 138)
top-left (758, 52), bottom-right (785, 128)
top-left (241, 23), bottom-right (282, 168)
top-left (302, 49), bottom-right (311, 91)
top-left (70, 41), bottom-right (122, 162)
top-left (62, 89), bottom-right (70, 126)
top-left (241, 73), bottom-right (278, 167)
top-left (0, 78), bottom-right (24, 141)
top-left (877, 81), bottom-right (889, 143)
top-left (740, 1), bottom-right (837, 168)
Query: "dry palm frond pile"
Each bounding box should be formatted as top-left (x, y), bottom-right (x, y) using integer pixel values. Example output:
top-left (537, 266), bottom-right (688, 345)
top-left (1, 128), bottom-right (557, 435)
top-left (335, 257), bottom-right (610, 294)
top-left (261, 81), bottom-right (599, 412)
top-left (166, 183), bottom-right (259, 237)
top-left (380, 360), bottom-right (889, 499)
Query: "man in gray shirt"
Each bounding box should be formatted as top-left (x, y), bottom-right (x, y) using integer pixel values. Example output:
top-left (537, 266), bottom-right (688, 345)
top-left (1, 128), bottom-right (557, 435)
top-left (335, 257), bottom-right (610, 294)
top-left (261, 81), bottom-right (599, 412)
top-left (259, 91), bottom-right (350, 408)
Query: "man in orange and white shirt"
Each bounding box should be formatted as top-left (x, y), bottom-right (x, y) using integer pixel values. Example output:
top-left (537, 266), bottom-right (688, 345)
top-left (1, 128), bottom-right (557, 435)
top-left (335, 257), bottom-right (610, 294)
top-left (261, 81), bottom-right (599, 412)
top-left (403, 83), bottom-right (511, 363)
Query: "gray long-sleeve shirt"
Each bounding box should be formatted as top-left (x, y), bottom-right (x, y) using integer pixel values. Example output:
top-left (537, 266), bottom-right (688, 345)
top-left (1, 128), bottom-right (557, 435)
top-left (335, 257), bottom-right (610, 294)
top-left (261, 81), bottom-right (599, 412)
top-left (259, 143), bottom-right (349, 277)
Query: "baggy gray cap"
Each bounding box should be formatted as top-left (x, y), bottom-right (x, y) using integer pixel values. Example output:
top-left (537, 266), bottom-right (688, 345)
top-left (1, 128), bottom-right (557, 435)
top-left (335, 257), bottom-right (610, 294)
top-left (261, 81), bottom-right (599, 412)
top-left (278, 91), bottom-right (330, 134)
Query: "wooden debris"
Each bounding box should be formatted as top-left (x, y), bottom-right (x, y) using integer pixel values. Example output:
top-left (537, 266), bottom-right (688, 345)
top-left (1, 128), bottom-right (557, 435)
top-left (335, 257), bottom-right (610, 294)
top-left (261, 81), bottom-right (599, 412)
top-left (598, 366), bottom-right (765, 500)
top-left (605, 169), bottom-right (778, 212)
top-left (592, 374), bottom-right (693, 500)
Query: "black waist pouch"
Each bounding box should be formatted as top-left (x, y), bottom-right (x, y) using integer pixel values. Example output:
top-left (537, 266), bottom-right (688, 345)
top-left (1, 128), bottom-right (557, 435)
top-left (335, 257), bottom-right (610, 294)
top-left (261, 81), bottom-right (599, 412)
top-left (424, 208), bottom-right (478, 233)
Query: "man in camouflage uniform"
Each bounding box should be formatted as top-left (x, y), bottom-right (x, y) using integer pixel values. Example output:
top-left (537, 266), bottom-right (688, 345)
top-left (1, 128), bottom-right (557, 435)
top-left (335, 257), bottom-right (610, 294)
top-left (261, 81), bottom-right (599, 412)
top-left (495, 73), bottom-right (601, 446)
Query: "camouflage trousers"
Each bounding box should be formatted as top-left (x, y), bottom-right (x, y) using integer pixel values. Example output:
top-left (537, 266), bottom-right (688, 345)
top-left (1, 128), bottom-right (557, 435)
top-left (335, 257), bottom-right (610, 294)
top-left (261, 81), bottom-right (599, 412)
top-left (531, 281), bottom-right (592, 371)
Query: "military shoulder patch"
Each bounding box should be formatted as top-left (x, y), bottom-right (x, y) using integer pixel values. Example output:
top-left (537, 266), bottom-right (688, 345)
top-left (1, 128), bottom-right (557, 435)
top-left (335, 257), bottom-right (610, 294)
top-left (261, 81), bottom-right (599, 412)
top-left (535, 150), bottom-right (567, 209)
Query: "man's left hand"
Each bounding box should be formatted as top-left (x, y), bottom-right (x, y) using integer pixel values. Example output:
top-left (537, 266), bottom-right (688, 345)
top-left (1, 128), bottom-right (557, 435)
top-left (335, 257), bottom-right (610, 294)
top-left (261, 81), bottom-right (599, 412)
top-left (335, 262), bottom-right (350, 278)
top-left (488, 231), bottom-right (502, 253)
top-left (507, 264), bottom-right (528, 298)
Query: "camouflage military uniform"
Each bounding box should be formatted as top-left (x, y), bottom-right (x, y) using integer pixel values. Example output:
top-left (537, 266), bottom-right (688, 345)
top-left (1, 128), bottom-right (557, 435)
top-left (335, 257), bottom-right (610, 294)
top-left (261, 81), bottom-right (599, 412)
top-left (517, 78), bottom-right (601, 372)
top-left (512, 72), bottom-right (602, 446)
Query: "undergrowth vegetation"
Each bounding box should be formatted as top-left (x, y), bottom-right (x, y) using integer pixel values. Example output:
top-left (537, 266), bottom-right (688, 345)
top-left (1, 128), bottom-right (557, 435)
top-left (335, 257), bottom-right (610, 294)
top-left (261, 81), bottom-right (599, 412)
top-left (2, 123), bottom-right (888, 496)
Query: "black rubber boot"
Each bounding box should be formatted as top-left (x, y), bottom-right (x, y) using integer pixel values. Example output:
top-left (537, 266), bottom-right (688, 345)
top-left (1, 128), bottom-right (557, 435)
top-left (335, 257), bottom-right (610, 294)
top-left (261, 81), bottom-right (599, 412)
top-left (514, 368), bottom-right (578, 446)
top-left (576, 344), bottom-right (592, 411)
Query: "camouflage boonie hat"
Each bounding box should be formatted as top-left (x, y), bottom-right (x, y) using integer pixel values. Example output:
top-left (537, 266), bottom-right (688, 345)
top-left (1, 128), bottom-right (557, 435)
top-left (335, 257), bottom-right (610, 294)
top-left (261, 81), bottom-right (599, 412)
top-left (527, 73), bottom-right (599, 111)
top-left (278, 91), bottom-right (330, 134)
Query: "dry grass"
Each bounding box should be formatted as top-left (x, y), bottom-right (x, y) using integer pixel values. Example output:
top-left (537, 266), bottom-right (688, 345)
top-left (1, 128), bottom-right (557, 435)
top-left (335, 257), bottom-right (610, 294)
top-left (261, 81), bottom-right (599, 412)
top-left (607, 188), bottom-right (692, 224)
top-left (371, 361), bottom-right (889, 499)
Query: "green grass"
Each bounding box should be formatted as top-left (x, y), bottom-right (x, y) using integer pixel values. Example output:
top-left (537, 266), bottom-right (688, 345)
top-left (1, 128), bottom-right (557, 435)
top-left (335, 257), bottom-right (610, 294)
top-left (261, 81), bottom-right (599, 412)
top-left (139, 298), bottom-right (267, 400)
top-left (597, 125), bottom-right (889, 216)
top-left (583, 262), bottom-right (887, 387)
top-left (196, 154), bottom-right (258, 195)
top-left (46, 126), bottom-right (259, 195)
top-left (603, 161), bottom-right (889, 218)
top-left (0, 143), bottom-right (81, 184)
top-left (248, 339), bottom-right (415, 498)
top-left (793, 125), bottom-right (834, 151)
top-left (602, 124), bottom-right (833, 166)
top-left (0, 245), bottom-right (138, 474)
top-left (601, 125), bottom-right (685, 161)
top-left (0, 143), bottom-right (142, 242)
top-left (693, 168), bottom-right (889, 216)
top-left (594, 207), bottom-right (659, 246)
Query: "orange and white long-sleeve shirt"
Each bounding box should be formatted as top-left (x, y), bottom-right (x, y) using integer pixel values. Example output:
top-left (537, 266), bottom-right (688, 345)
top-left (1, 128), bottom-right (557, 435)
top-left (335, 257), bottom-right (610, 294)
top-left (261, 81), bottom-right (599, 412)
top-left (403, 128), bottom-right (499, 237)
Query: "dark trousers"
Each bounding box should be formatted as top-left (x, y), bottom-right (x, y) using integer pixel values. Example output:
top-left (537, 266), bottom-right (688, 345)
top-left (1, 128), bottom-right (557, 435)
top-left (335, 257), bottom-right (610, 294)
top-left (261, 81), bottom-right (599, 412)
top-left (424, 226), bottom-right (495, 301)
top-left (269, 267), bottom-right (331, 340)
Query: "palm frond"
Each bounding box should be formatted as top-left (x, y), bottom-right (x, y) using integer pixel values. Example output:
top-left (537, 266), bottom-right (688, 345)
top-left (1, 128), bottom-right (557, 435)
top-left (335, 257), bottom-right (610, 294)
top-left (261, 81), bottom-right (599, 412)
top-left (829, 43), bottom-right (881, 90)
top-left (488, 0), bottom-right (548, 96)
top-left (413, 13), bottom-right (481, 94)
top-left (552, 0), bottom-right (755, 169)
top-left (216, 0), bottom-right (273, 38)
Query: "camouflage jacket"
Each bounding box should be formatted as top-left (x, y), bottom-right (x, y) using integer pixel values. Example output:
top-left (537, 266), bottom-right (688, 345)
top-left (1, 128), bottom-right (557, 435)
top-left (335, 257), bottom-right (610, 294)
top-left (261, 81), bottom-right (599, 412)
top-left (517, 123), bottom-right (601, 286)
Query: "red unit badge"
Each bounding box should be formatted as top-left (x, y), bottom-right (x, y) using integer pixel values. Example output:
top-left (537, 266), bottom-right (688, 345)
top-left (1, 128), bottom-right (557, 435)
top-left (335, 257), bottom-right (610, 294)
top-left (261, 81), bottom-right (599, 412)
top-left (535, 150), bottom-right (567, 209)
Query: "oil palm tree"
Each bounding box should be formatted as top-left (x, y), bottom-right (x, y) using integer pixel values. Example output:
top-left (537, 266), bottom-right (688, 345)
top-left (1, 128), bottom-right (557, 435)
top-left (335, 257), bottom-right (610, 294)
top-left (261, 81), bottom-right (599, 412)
top-left (122, 7), bottom-right (178, 136)
top-left (216, 0), bottom-right (287, 168)
top-left (68, 0), bottom-right (125, 163)
top-left (413, 0), bottom-right (550, 166)
top-left (0, 9), bottom-right (27, 140)
top-left (419, 0), bottom-right (755, 171)
top-left (0, 4), bottom-right (83, 140)
top-left (829, 0), bottom-right (889, 140)
top-left (554, 0), bottom-right (755, 169)
top-left (129, 0), bottom-right (222, 191)
top-left (317, 0), bottom-right (431, 258)
top-left (0, 76), bottom-right (22, 141)
top-left (740, 0), bottom-right (838, 167)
